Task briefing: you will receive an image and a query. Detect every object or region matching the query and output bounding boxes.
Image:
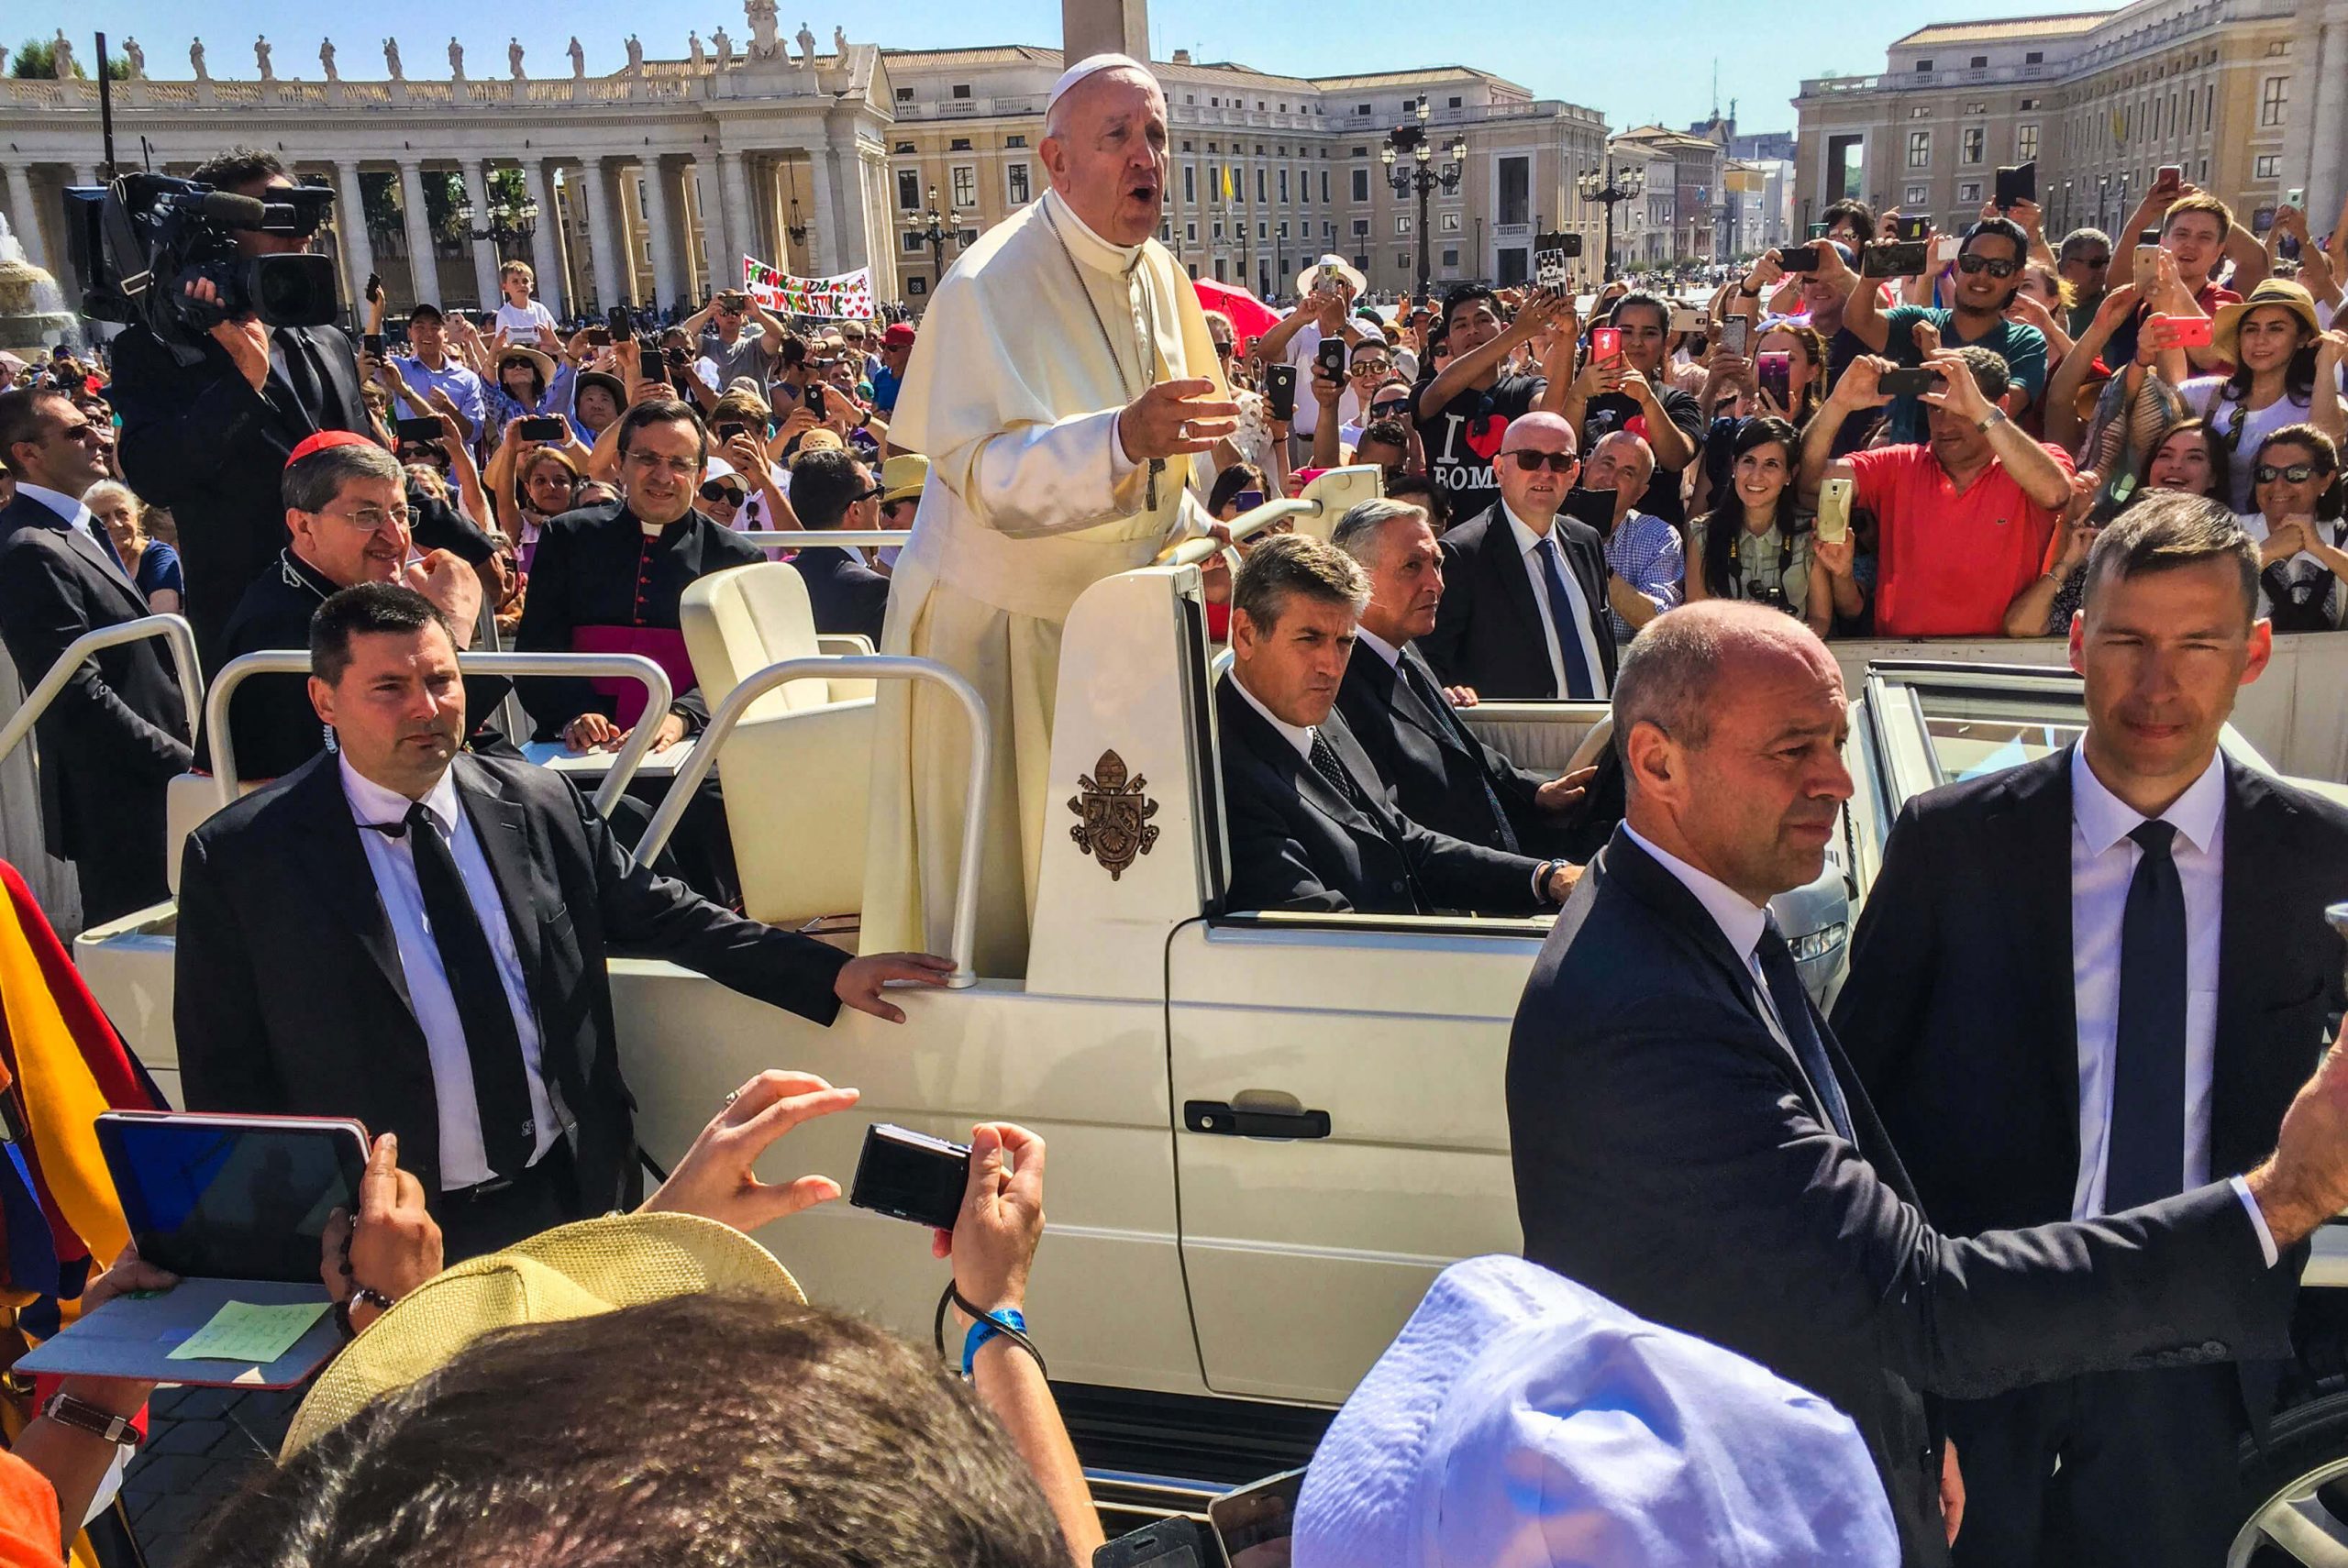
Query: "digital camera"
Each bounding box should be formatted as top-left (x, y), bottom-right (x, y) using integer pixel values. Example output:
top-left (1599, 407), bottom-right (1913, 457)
top-left (65, 173), bottom-right (340, 354)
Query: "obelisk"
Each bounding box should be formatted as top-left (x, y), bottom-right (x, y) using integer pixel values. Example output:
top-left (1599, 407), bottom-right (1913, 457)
top-left (1061, 0), bottom-right (1148, 67)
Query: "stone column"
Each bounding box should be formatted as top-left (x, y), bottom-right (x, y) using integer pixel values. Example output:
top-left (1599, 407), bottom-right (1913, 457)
top-left (637, 156), bottom-right (681, 311)
top-left (808, 144), bottom-right (842, 275)
top-left (2, 162), bottom-right (49, 273)
top-left (395, 158), bottom-right (440, 306)
top-left (580, 156), bottom-right (626, 309)
top-left (694, 155), bottom-right (729, 296)
top-left (2302, 4), bottom-right (2348, 231)
top-left (517, 159), bottom-right (566, 321)
top-left (460, 160), bottom-right (502, 310)
top-left (333, 160), bottom-right (377, 310)
top-left (720, 150), bottom-right (753, 272)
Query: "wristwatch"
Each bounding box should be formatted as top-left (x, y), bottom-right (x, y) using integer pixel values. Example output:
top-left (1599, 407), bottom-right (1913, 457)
top-left (40, 1391), bottom-right (141, 1449)
top-left (1975, 407), bottom-right (2010, 434)
top-left (1738, 282), bottom-right (1763, 298)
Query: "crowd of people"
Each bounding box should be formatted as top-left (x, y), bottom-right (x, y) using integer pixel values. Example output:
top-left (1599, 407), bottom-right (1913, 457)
top-left (5, 43), bottom-right (2348, 1568)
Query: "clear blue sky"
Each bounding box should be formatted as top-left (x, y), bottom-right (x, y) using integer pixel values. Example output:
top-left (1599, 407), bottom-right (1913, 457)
top-left (21, 0), bottom-right (2068, 135)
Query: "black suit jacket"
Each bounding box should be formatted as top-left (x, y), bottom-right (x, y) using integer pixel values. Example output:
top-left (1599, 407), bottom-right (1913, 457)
top-left (0, 493), bottom-right (193, 911)
top-left (1215, 675), bottom-right (1546, 916)
top-left (111, 321), bottom-right (372, 659)
top-left (790, 543), bottom-right (892, 646)
top-left (1509, 827), bottom-right (2297, 1566)
top-left (175, 751), bottom-right (853, 1209)
top-left (1416, 503), bottom-right (1616, 700)
top-left (1833, 746), bottom-right (2347, 1278)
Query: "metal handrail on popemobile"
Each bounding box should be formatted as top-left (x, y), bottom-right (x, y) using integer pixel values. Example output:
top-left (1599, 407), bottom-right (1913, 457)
top-left (1157, 464), bottom-right (1387, 571)
top-left (200, 650), bottom-right (675, 817)
top-left (632, 653), bottom-right (991, 988)
top-left (0, 614), bottom-right (205, 770)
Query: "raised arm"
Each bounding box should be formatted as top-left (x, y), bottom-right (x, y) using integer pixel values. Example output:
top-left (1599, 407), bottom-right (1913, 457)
top-left (1834, 245), bottom-right (1891, 352)
top-left (1799, 355), bottom-right (1888, 502)
top-left (1924, 349), bottom-right (2072, 510)
top-left (2044, 283), bottom-right (2142, 454)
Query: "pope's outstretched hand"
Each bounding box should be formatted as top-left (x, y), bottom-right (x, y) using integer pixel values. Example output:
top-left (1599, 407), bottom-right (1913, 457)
top-left (1118, 378), bottom-right (1240, 462)
top-left (2249, 1017), bottom-right (2348, 1248)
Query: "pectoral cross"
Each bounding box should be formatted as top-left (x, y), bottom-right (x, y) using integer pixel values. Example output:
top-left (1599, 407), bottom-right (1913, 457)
top-left (1147, 458), bottom-right (1164, 512)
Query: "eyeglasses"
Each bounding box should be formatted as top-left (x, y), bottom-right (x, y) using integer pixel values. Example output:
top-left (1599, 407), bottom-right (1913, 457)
top-left (1350, 359), bottom-right (1391, 376)
top-left (1957, 254), bottom-right (2022, 279)
top-left (699, 480), bottom-right (748, 504)
top-left (320, 504), bottom-right (413, 532)
top-left (851, 484), bottom-right (884, 502)
top-left (2256, 462), bottom-right (2320, 484)
top-left (1370, 400), bottom-right (1412, 418)
top-left (1211, 340), bottom-right (1235, 357)
top-left (1506, 450), bottom-right (1577, 473)
top-left (2066, 253), bottom-right (2112, 268)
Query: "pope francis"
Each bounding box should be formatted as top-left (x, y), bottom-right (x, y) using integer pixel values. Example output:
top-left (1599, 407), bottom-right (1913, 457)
top-left (864, 53), bottom-right (1237, 976)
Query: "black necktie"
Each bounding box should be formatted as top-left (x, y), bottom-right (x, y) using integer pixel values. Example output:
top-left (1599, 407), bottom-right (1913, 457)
top-left (1535, 536), bottom-right (1600, 700)
top-left (2106, 820), bottom-right (2187, 1209)
top-left (1398, 653), bottom-right (1518, 854)
top-left (373, 802), bottom-right (533, 1177)
top-left (1308, 730), bottom-right (1373, 816)
top-left (1758, 915), bottom-right (1855, 1141)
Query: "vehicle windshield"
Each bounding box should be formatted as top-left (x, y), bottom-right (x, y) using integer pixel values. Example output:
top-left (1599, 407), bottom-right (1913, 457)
top-left (1921, 712), bottom-right (2087, 787)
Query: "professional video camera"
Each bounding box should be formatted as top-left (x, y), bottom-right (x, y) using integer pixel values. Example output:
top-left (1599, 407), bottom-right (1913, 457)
top-left (63, 172), bottom-right (339, 359)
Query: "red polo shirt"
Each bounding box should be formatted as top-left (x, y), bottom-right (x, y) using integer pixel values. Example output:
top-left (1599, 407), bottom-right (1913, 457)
top-left (1848, 441), bottom-right (2073, 637)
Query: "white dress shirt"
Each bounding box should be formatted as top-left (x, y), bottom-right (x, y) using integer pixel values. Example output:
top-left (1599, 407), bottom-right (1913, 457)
top-left (12, 481), bottom-right (130, 580)
top-left (2067, 745), bottom-right (2275, 1264)
top-left (1353, 627), bottom-right (1406, 672)
top-left (1501, 504), bottom-right (1610, 699)
top-left (1622, 823), bottom-right (1810, 1072)
top-left (339, 756), bottom-right (562, 1190)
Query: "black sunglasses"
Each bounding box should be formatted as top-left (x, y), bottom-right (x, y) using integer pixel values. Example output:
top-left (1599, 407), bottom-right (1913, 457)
top-left (1370, 399), bottom-right (1412, 418)
top-left (2067, 253), bottom-right (2112, 268)
top-left (2256, 462), bottom-right (2320, 484)
top-left (1957, 254), bottom-right (2021, 279)
top-left (699, 480), bottom-right (748, 503)
top-left (1506, 450), bottom-right (1577, 473)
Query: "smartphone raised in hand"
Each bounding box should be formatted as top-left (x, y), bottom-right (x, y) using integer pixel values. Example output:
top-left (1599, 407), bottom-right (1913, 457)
top-left (1776, 244), bottom-right (1825, 273)
top-left (361, 332), bottom-right (386, 359)
top-left (1877, 366), bottom-right (1944, 398)
top-left (2134, 232), bottom-right (2165, 296)
top-left (1862, 240), bottom-right (1929, 279)
top-left (393, 415), bottom-right (444, 444)
top-left (848, 1123), bottom-right (971, 1231)
top-left (1995, 161), bottom-right (2036, 209)
top-left (519, 415), bottom-right (569, 442)
top-left (1718, 317), bottom-right (1750, 357)
top-left (1755, 349), bottom-right (1790, 405)
top-left (806, 382), bottom-right (828, 420)
top-left (1263, 363), bottom-right (1298, 423)
top-left (1315, 337), bottom-right (1347, 382)
top-left (1589, 326), bottom-right (1621, 362)
top-left (1816, 475), bottom-right (1855, 546)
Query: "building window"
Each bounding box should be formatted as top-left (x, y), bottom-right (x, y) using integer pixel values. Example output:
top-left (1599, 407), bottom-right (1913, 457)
top-left (1440, 211), bottom-right (1462, 233)
top-left (1962, 127), bottom-right (1985, 163)
top-left (949, 138), bottom-right (972, 152)
top-left (1906, 183), bottom-right (1929, 205)
top-left (1279, 169), bottom-right (1290, 202)
top-left (1257, 221), bottom-right (1268, 239)
top-left (1968, 54), bottom-right (1986, 68)
top-left (892, 141), bottom-right (914, 155)
top-left (1006, 135), bottom-right (1026, 149)
top-left (902, 231), bottom-right (926, 254)
top-left (1352, 254), bottom-right (1369, 270)
top-left (895, 87), bottom-right (914, 102)
top-left (1257, 168), bottom-right (1267, 203)
top-left (2019, 97), bottom-right (2038, 111)
top-left (1914, 59), bottom-right (1933, 73)
top-left (1396, 250), bottom-right (1411, 271)
top-left (2017, 124), bottom-right (2038, 161)
top-left (1499, 155), bottom-right (1530, 226)
top-left (950, 166), bottom-right (976, 207)
top-left (1357, 103), bottom-right (1371, 115)
top-left (1320, 171), bottom-right (1329, 204)
top-left (1958, 182), bottom-right (1981, 204)
top-left (1352, 168), bottom-right (1370, 202)
top-left (896, 171), bottom-right (920, 210)
top-left (1910, 105), bottom-right (1930, 118)
top-left (1007, 163), bottom-right (1030, 204)
top-left (2025, 50), bottom-right (2043, 64)
top-left (909, 275), bottom-right (925, 295)
top-left (1185, 222), bottom-right (1197, 241)
top-left (1213, 221), bottom-right (1224, 240)
top-left (1183, 165), bottom-right (1195, 204)
top-left (1352, 218), bottom-right (1369, 237)
top-left (2255, 153), bottom-right (2281, 179)
top-left (950, 83), bottom-right (970, 99)
top-left (1908, 130), bottom-right (1931, 168)
top-left (2261, 75), bottom-right (2287, 127)
top-left (1278, 221), bottom-right (1288, 238)
top-left (1442, 247), bottom-right (1460, 267)
top-left (1396, 215), bottom-right (1412, 236)
top-left (1963, 101), bottom-right (1985, 115)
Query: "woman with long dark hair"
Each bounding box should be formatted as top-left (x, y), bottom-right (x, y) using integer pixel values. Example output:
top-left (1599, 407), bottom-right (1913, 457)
top-left (1684, 417), bottom-right (1832, 636)
top-left (2179, 280), bottom-right (2347, 512)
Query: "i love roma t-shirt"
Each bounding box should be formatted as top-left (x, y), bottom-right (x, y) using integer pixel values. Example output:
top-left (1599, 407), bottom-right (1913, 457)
top-left (1414, 373), bottom-right (1546, 525)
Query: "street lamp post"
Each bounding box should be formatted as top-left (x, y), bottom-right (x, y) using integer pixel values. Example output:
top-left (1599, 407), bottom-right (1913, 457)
top-left (458, 193), bottom-right (541, 259)
top-left (1380, 100), bottom-right (1467, 304)
top-left (903, 185), bottom-right (958, 295)
top-left (1576, 160), bottom-right (1645, 283)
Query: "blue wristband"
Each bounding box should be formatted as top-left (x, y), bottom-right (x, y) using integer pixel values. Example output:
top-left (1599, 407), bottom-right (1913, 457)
top-left (961, 1306), bottom-right (1027, 1376)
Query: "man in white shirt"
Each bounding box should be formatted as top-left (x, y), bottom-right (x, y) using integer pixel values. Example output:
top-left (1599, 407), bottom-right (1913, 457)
top-left (1250, 255), bottom-right (1368, 460)
top-left (1835, 492), bottom-right (2348, 1568)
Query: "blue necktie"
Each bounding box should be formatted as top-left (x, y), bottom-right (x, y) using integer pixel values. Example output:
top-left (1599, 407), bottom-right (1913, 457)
top-left (2106, 820), bottom-right (2187, 1210)
top-left (1536, 536), bottom-right (1599, 700)
top-left (1759, 915), bottom-right (1855, 1141)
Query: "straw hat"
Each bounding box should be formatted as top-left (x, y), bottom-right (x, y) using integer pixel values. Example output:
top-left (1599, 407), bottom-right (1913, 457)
top-left (795, 427), bottom-right (846, 454)
top-left (495, 343), bottom-right (559, 384)
top-left (880, 452), bottom-right (930, 504)
top-left (1294, 254), bottom-right (1368, 299)
top-left (283, 1212), bottom-right (803, 1458)
top-left (2210, 278), bottom-right (2322, 365)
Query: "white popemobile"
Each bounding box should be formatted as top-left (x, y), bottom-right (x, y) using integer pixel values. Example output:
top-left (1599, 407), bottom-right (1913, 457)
top-left (27, 469), bottom-right (2348, 1562)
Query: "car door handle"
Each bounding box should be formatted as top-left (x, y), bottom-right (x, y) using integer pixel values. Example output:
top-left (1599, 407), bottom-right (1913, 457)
top-left (1184, 1100), bottom-right (1331, 1139)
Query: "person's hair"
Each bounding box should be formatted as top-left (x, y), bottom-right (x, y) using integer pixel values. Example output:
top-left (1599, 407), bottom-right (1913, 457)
top-left (2022, 260), bottom-right (2076, 310)
top-left (615, 399), bottom-right (709, 469)
top-left (187, 1294), bottom-right (1069, 1568)
top-left (1947, 345), bottom-right (2012, 405)
top-left (2163, 191), bottom-right (2234, 244)
top-left (1330, 497), bottom-right (1430, 565)
top-left (1696, 417), bottom-right (1805, 602)
top-left (0, 385), bottom-right (72, 478)
top-left (1609, 291), bottom-right (1670, 336)
top-left (1755, 321), bottom-right (1828, 424)
top-left (1611, 610), bottom-right (1731, 763)
top-left (2059, 226), bottom-right (2113, 260)
top-left (1960, 215), bottom-right (2029, 262)
top-left (310, 582), bottom-right (456, 687)
top-left (1819, 198), bottom-right (1877, 242)
top-left (1358, 416), bottom-right (1412, 453)
top-left (1233, 532), bottom-right (1369, 633)
top-left (711, 390), bottom-right (771, 428)
top-left (189, 146), bottom-right (285, 193)
top-left (497, 354), bottom-right (548, 404)
top-left (1440, 282), bottom-right (1500, 332)
top-left (2145, 417), bottom-right (2232, 502)
top-left (1202, 308), bottom-right (1235, 339)
top-left (2080, 488), bottom-right (2260, 625)
top-left (1349, 338), bottom-right (1390, 361)
top-left (283, 439), bottom-right (406, 514)
top-left (2254, 423), bottom-right (2345, 523)
top-left (780, 332), bottom-right (810, 369)
top-left (82, 479), bottom-right (144, 539)
top-left (1381, 469), bottom-right (1449, 530)
top-left (498, 259), bottom-right (535, 287)
top-left (1206, 462), bottom-right (1268, 517)
top-left (515, 446), bottom-right (581, 513)
top-left (788, 447), bottom-right (869, 529)
top-left (2216, 304), bottom-right (2320, 411)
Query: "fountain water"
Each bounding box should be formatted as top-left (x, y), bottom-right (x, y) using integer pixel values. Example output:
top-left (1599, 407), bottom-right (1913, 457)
top-left (0, 214), bottom-right (84, 358)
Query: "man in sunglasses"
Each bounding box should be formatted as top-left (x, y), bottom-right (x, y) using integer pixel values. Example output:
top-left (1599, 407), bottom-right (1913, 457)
top-left (1844, 215), bottom-right (2048, 446)
top-left (2058, 227), bottom-right (2115, 337)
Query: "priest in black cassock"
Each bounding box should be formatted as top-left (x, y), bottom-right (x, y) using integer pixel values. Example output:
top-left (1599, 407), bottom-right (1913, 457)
top-left (514, 399), bottom-right (763, 901)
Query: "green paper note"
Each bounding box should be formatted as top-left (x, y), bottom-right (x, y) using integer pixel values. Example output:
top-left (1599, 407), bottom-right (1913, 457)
top-left (166, 1300), bottom-right (332, 1364)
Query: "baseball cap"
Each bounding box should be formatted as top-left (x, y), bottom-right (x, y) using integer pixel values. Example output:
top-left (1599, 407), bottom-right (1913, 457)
top-left (882, 323), bottom-right (916, 349)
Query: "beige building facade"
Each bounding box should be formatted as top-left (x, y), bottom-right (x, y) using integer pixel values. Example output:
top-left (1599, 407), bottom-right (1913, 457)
top-left (1794, 0), bottom-right (2345, 247)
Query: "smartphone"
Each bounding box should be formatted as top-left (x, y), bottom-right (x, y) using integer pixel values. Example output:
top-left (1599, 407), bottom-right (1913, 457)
top-left (1719, 317), bottom-right (1750, 356)
top-left (1589, 326), bottom-right (1622, 361)
top-left (1315, 337), bottom-right (1347, 382)
top-left (2157, 164), bottom-right (2185, 189)
top-left (2287, 187), bottom-right (2307, 209)
top-left (1263, 363), bottom-right (1297, 423)
top-left (848, 1123), bottom-right (971, 1231)
top-left (1208, 1467), bottom-right (1306, 1568)
top-left (1878, 366), bottom-right (1943, 398)
top-left (1816, 475), bottom-right (1854, 546)
top-left (583, 326), bottom-right (612, 347)
top-left (608, 304), bottom-right (635, 339)
top-left (519, 414), bottom-right (568, 442)
top-left (361, 332), bottom-right (385, 359)
top-left (1755, 349), bottom-right (1790, 404)
top-left (1234, 489), bottom-right (1265, 513)
top-left (1777, 243), bottom-right (1824, 273)
top-left (1094, 1519), bottom-right (1215, 1568)
top-left (1669, 306), bottom-right (1705, 335)
top-left (1562, 486), bottom-right (1615, 532)
top-left (1862, 240), bottom-right (1929, 279)
top-left (1894, 215), bottom-right (1930, 243)
top-left (364, 271), bottom-right (383, 303)
top-left (1932, 234), bottom-right (1961, 268)
top-left (94, 1110), bottom-right (368, 1284)
top-left (1994, 161), bottom-right (2036, 209)
top-left (2134, 233), bottom-right (2164, 295)
top-left (1807, 221), bottom-right (1830, 240)
top-left (2153, 314), bottom-right (2215, 348)
top-left (393, 414), bottom-right (443, 443)
top-left (806, 382), bottom-right (828, 420)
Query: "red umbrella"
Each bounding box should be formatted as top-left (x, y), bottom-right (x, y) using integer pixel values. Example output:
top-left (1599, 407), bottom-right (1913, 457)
top-left (1190, 277), bottom-right (1282, 349)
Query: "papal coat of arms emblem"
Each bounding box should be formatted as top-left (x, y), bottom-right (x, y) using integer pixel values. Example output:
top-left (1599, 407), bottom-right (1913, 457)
top-left (1068, 749), bottom-right (1160, 879)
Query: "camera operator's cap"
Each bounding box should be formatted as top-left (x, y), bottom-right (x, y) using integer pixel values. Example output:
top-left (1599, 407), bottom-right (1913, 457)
top-left (882, 322), bottom-right (916, 349)
top-left (1290, 1255), bottom-right (1897, 1568)
top-left (1295, 255), bottom-right (1368, 299)
top-left (2210, 278), bottom-right (2321, 365)
top-left (285, 430), bottom-right (381, 468)
top-left (880, 452), bottom-right (929, 504)
top-left (282, 1211), bottom-right (803, 1460)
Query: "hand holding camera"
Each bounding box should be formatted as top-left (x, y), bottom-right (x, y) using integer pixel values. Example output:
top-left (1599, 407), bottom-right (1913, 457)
top-left (642, 1071), bottom-right (865, 1233)
top-left (1829, 355), bottom-right (1897, 413)
top-left (1916, 349), bottom-right (1990, 422)
top-left (320, 1132), bottom-right (442, 1331)
top-left (931, 1123), bottom-right (1048, 1320)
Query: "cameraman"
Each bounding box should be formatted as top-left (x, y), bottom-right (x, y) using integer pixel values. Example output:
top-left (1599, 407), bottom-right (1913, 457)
top-left (109, 148), bottom-right (497, 661)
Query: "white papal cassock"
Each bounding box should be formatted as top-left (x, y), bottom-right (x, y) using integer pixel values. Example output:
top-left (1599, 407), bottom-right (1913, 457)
top-left (862, 187), bottom-right (1225, 976)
